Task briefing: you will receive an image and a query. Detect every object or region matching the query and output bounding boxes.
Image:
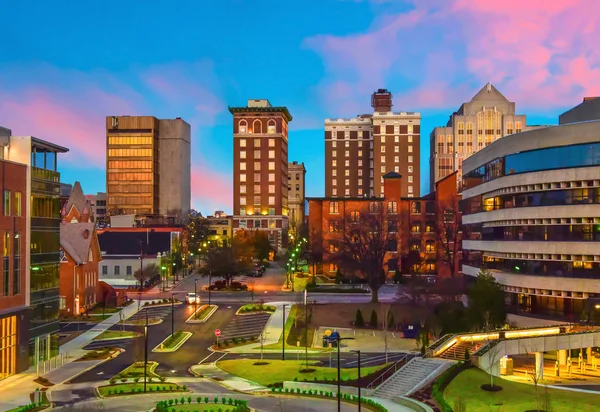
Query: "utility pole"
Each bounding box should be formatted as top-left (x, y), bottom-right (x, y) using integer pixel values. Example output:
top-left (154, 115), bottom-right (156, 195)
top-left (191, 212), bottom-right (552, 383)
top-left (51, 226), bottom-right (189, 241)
top-left (144, 308), bottom-right (148, 392)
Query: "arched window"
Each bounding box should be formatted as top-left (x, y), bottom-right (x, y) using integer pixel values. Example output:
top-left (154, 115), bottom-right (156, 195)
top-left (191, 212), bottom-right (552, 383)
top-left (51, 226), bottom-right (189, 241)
top-left (252, 119), bottom-right (262, 134)
top-left (477, 112), bottom-right (484, 135)
top-left (239, 120), bottom-right (248, 134)
top-left (466, 122), bottom-right (473, 135)
top-left (267, 119), bottom-right (276, 134)
top-left (496, 110), bottom-right (502, 135)
top-left (507, 121), bottom-right (514, 135)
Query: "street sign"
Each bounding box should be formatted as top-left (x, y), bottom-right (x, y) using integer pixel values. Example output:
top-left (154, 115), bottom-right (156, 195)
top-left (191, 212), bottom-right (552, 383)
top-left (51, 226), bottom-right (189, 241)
top-left (215, 329), bottom-right (221, 337)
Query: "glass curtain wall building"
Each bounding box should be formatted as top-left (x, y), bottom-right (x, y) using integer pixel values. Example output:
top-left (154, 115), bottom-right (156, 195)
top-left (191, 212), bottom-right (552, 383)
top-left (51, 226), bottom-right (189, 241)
top-left (461, 117), bottom-right (600, 319)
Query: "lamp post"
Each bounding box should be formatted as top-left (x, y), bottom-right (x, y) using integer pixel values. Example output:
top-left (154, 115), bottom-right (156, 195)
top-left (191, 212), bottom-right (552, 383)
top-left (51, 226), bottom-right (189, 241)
top-left (144, 308), bottom-right (148, 392)
top-left (350, 350), bottom-right (362, 411)
top-left (282, 304), bottom-right (289, 361)
top-left (139, 240), bottom-right (144, 292)
top-left (194, 279), bottom-right (198, 320)
top-left (208, 271), bottom-right (212, 306)
top-left (336, 337), bottom-right (355, 411)
top-left (161, 264), bottom-right (167, 292)
top-left (171, 293), bottom-right (176, 338)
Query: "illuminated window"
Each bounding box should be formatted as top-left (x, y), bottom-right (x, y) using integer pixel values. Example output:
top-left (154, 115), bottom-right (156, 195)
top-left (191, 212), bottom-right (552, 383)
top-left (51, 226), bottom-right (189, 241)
top-left (345, 160), bottom-right (349, 167)
top-left (239, 120), bottom-right (248, 134)
top-left (240, 174), bottom-right (246, 182)
top-left (381, 135), bottom-right (386, 143)
top-left (240, 162), bottom-right (246, 171)
top-left (14, 192), bottom-right (21, 217)
top-left (332, 188), bottom-right (337, 196)
top-left (268, 185), bottom-right (275, 193)
top-left (254, 162), bottom-right (261, 170)
top-left (254, 150), bottom-right (261, 159)
top-left (381, 146), bottom-right (386, 153)
top-left (268, 150), bottom-right (275, 159)
top-left (268, 162), bottom-right (275, 171)
top-left (408, 156), bottom-right (413, 163)
top-left (515, 121), bottom-right (522, 133)
top-left (408, 146), bottom-right (413, 153)
top-left (394, 146), bottom-right (399, 153)
top-left (254, 184), bottom-right (261, 193)
top-left (329, 263), bottom-right (338, 272)
top-left (345, 179), bottom-right (350, 186)
top-left (240, 139), bottom-right (246, 147)
top-left (394, 156), bottom-right (399, 163)
top-left (358, 188), bottom-right (363, 195)
top-left (345, 141), bottom-right (350, 148)
top-left (381, 156), bottom-right (386, 163)
top-left (332, 151), bottom-right (337, 158)
top-left (240, 185), bottom-right (246, 194)
top-left (408, 165), bottom-right (413, 173)
top-left (332, 160), bottom-right (337, 167)
top-left (388, 201), bottom-right (398, 214)
top-left (267, 120), bottom-right (276, 134)
top-left (408, 176), bottom-right (413, 183)
top-left (437, 135), bottom-right (444, 154)
top-left (394, 136), bottom-right (399, 143)
top-left (358, 169), bottom-right (362, 176)
top-left (358, 160), bottom-right (362, 166)
top-left (3, 190), bottom-right (10, 216)
top-left (408, 186), bottom-right (413, 194)
top-left (268, 196), bottom-right (275, 205)
top-left (408, 135), bottom-right (413, 143)
top-left (240, 151), bottom-right (246, 159)
top-left (394, 166), bottom-right (399, 173)
top-left (345, 150), bottom-right (350, 157)
top-left (269, 138), bottom-right (275, 147)
top-left (240, 197), bottom-right (246, 206)
top-left (380, 166), bottom-right (386, 173)
top-left (358, 150), bottom-right (363, 156)
top-left (332, 170), bottom-right (337, 177)
top-left (345, 170), bottom-right (350, 176)
top-left (268, 173), bottom-right (275, 182)
top-left (345, 189), bottom-right (350, 196)
top-left (332, 141), bottom-right (337, 148)
top-left (329, 201), bottom-right (339, 214)
top-left (332, 179), bottom-right (337, 186)
top-left (408, 124), bottom-right (413, 134)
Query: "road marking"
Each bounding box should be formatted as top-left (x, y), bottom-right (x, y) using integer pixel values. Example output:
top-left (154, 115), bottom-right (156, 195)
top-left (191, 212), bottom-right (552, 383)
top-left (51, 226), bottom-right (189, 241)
top-left (215, 353), bottom-right (228, 362)
top-left (198, 353), bottom-right (216, 365)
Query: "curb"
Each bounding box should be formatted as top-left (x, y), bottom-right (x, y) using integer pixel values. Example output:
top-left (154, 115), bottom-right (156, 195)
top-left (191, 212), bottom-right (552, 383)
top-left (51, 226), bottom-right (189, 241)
top-left (92, 334), bottom-right (142, 342)
top-left (234, 306), bottom-right (276, 316)
top-left (152, 332), bottom-right (193, 353)
top-left (186, 305), bottom-right (219, 324)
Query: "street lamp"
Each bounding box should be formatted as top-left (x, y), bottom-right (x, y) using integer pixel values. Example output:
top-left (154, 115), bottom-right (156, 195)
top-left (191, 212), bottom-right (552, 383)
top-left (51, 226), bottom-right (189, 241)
top-left (282, 304), bottom-right (289, 360)
top-left (350, 350), bottom-right (362, 411)
top-left (336, 336), bottom-right (355, 412)
top-left (144, 308), bottom-right (149, 392)
top-left (161, 265), bottom-right (167, 291)
top-left (194, 279), bottom-right (198, 320)
top-left (171, 293), bottom-right (176, 338)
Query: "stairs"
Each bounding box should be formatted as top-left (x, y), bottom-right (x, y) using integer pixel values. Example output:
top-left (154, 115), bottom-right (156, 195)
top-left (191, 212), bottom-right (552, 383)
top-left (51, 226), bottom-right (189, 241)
top-left (438, 339), bottom-right (483, 360)
top-left (373, 358), bottom-right (451, 399)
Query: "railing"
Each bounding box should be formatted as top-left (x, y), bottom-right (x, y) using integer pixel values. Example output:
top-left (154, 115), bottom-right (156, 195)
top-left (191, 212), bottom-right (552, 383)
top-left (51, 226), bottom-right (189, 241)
top-left (367, 353), bottom-right (422, 389)
top-left (427, 334), bottom-right (456, 353)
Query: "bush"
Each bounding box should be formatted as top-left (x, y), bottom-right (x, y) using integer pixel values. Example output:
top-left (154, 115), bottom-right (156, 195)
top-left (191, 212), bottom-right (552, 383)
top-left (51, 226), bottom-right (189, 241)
top-left (241, 337), bottom-right (246, 343)
top-left (464, 348), bottom-right (470, 361)
top-left (205, 397), bottom-right (209, 403)
top-left (370, 310), bottom-right (378, 328)
top-left (232, 337), bottom-right (238, 345)
top-left (355, 309), bottom-right (365, 327)
top-left (133, 377), bottom-right (140, 383)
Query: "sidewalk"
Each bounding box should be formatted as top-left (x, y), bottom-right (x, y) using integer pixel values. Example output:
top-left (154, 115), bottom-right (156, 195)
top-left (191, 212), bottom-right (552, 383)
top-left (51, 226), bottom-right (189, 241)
top-left (0, 301), bottom-right (141, 409)
top-left (190, 363), bottom-right (268, 392)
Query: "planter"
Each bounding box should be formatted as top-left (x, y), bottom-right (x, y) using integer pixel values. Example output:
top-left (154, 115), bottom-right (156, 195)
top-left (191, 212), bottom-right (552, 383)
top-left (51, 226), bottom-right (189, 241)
top-left (152, 331), bottom-right (193, 353)
top-left (186, 305), bottom-right (218, 324)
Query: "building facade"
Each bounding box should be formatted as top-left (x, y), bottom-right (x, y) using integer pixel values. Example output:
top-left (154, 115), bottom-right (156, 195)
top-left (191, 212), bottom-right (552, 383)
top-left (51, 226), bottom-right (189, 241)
top-left (86, 192), bottom-right (107, 225)
top-left (460, 104), bottom-right (600, 318)
top-left (288, 161), bottom-right (306, 228)
top-left (106, 116), bottom-right (191, 216)
top-left (308, 172), bottom-right (459, 279)
top-left (325, 89), bottom-right (421, 199)
top-left (429, 83), bottom-right (544, 192)
top-left (0, 134), bottom-right (30, 379)
top-left (60, 182), bottom-right (102, 316)
top-left (229, 99), bottom-right (292, 249)
top-left (207, 212), bottom-right (233, 247)
top-left (3, 133), bottom-right (68, 371)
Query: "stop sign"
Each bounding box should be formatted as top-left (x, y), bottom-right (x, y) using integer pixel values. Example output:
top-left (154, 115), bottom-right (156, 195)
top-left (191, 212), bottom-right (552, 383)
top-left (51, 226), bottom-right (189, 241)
top-left (215, 329), bottom-right (221, 337)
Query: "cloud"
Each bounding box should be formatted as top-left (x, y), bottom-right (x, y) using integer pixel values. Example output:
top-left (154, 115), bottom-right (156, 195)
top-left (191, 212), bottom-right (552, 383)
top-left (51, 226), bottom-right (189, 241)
top-left (190, 165), bottom-right (232, 215)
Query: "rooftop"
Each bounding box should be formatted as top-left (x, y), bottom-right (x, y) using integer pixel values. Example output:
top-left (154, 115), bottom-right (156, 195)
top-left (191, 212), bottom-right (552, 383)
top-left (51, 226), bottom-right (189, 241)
top-left (229, 105), bottom-right (293, 122)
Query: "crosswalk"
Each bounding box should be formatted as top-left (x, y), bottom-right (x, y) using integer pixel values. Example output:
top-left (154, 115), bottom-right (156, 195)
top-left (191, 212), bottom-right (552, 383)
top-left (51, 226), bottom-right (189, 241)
top-left (83, 338), bottom-right (135, 351)
top-left (219, 312), bottom-right (271, 341)
top-left (126, 305), bottom-right (173, 322)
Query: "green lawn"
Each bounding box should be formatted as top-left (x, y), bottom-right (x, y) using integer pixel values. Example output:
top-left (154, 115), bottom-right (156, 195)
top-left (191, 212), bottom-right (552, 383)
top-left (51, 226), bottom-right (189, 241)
top-left (98, 382), bottom-right (185, 397)
top-left (444, 367), bottom-right (600, 412)
top-left (94, 330), bottom-right (141, 341)
top-left (77, 347), bottom-right (116, 361)
top-left (261, 305), bottom-right (298, 349)
top-left (238, 303), bottom-right (276, 313)
top-left (156, 331), bottom-right (192, 351)
top-left (189, 304), bottom-right (217, 322)
top-left (114, 361), bottom-right (160, 380)
top-left (216, 359), bottom-right (391, 386)
top-left (87, 306), bottom-right (121, 315)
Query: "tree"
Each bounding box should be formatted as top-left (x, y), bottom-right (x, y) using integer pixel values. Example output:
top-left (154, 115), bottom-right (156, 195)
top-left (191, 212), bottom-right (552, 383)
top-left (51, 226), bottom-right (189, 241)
top-left (370, 310), bottom-right (378, 328)
top-left (134, 264), bottom-right (159, 288)
top-left (187, 211), bottom-right (210, 255)
top-left (355, 309), bottom-right (365, 327)
top-left (467, 269), bottom-right (507, 331)
top-left (252, 230), bottom-right (272, 261)
top-left (333, 209), bottom-right (395, 303)
top-left (305, 227), bottom-right (323, 284)
top-left (483, 340), bottom-right (503, 389)
top-left (436, 198), bottom-right (462, 279)
top-left (202, 231), bottom-right (254, 287)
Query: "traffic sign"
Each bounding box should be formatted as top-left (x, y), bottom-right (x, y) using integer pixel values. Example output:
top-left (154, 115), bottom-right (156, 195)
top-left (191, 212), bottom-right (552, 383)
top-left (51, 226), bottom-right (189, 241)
top-left (215, 329), bottom-right (221, 337)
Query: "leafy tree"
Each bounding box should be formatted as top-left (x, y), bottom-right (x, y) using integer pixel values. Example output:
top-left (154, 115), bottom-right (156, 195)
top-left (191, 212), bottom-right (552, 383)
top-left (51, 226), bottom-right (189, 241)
top-left (467, 269), bottom-right (506, 330)
top-left (252, 230), bottom-right (272, 261)
top-left (202, 231), bottom-right (254, 287)
top-left (355, 309), bottom-right (365, 327)
top-left (134, 264), bottom-right (159, 287)
top-left (187, 211), bottom-right (210, 255)
top-left (370, 310), bottom-right (378, 328)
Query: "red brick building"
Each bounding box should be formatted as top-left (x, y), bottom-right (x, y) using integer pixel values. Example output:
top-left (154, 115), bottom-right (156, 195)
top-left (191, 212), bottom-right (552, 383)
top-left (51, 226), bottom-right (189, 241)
top-left (59, 182), bottom-right (102, 316)
top-left (0, 155), bottom-right (29, 379)
top-left (308, 172), bottom-right (460, 280)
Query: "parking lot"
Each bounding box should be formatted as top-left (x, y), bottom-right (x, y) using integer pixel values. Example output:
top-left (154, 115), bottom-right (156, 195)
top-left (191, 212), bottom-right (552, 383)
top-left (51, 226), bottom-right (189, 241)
top-left (218, 312), bottom-right (272, 340)
top-left (125, 304), bottom-right (174, 323)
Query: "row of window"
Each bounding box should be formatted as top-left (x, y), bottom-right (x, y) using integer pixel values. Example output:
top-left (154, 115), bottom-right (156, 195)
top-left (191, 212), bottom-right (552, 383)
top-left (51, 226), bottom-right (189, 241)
top-left (476, 224), bottom-right (600, 242)
top-left (239, 169), bottom-right (279, 182)
top-left (105, 196), bottom-right (153, 206)
top-left (239, 138), bottom-right (277, 148)
top-left (107, 136), bottom-right (153, 146)
top-left (107, 172), bottom-right (153, 181)
top-left (238, 120), bottom-right (277, 135)
top-left (3, 190), bottom-right (22, 217)
top-left (240, 184), bottom-right (279, 194)
top-left (31, 195), bottom-right (60, 219)
top-left (238, 219), bottom-right (277, 229)
top-left (331, 157), bottom-right (414, 168)
top-left (325, 261), bottom-right (436, 273)
top-left (108, 184), bottom-right (153, 194)
top-left (239, 150), bottom-right (277, 160)
top-left (107, 160), bottom-right (153, 169)
top-left (239, 208), bottom-right (277, 216)
top-left (2, 231), bottom-right (21, 297)
top-left (107, 148), bottom-right (153, 157)
top-left (101, 265), bottom-right (133, 276)
top-left (240, 196), bottom-right (277, 206)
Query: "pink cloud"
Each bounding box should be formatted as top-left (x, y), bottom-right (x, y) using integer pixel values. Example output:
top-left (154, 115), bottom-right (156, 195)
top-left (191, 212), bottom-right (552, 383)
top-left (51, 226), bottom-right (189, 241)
top-left (190, 166), bottom-right (232, 215)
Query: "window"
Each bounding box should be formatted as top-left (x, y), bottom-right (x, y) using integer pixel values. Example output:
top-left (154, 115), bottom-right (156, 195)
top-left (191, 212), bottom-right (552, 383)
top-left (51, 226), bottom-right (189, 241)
top-left (254, 184), bottom-right (261, 193)
top-left (254, 150), bottom-right (261, 159)
top-left (380, 166), bottom-right (386, 173)
top-left (254, 196), bottom-right (261, 205)
top-left (240, 151), bottom-right (246, 159)
top-left (332, 179), bottom-right (337, 186)
top-left (332, 151), bottom-right (337, 158)
top-left (344, 179), bottom-right (350, 186)
top-left (507, 121), bottom-right (514, 135)
top-left (268, 162), bottom-right (275, 171)
top-left (15, 192), bottom-right (21, 217)
top-left (408, 135), bottom-right (413, 143)
top-left (114, 266), bottom-right (120, 275)
top-left (408, 124), bottom-right (413, 134)
top-left (295, 184), bottom-right (299, 190)
top-left (345, 189), bottom-right (350, 196)
top-left (269, 138), bottom-right (275, 147)
top-left (351, 211), bottom-right (360, 221)
top-left (381, 135), bottom-right (385, 142)
top-left (3, 190), bottom-right (10, 216)
top-left (126, 266), bottom-right (132, 275)
top-left (345, 141), bottom-right (350, 148)
top-left (2, 231), bottom-right (8, 296)
top-left (345, 150), bottom-right (350, 157)
top-left (408, 156), bottom-right (413, 163)
top-left (295, 173), bottom-right (300, 180)
top-left (394, 136), bottom-right (399, 143)
top-left (332, 141), bottom-right (337, 148)
top-left (410, 202), bottom-right (421, 214)
top-left (329, 201), bottom-right (339, 214)
top-left (268, 150), bottom-right (275, 159)
top-left (240, 197), bottom-right (247, 205)
top-left (387, 201), bottom-right (398, 214)
top-left (411, 223), bottom-right (421, 233)
top-left (358, 188), bottom-right (363, 195)
top-left (345, 160), bottom-right (350, 167)
top-left (240, 139), bottom-right (246, 147)
top-left (269, 185), bottom-right (275, 193)
top-left (358, 179), bottom-right (362, 186)
top-left (328, 221), bottom-right (340, 233)
top-left (253, 119), bottom-right (262, 134)
top-left (102, 266), bottom-right (107, 275)
top-left (425, 222), bottom-right (434, 233)
top-left (369, 202), bottom-right (381, 213)
top-left (332, 160), bottom-right (337, 167)
top-left (358, 160), bottom-right (362, 167)
top-left (381, 146), bottom-right (386, 153)
top-left (268, 122), bottom-right (276, 134)
top-left (394, 156), bottom-right (399, 163)
top-left (254, 161), bottom-right (261, 170)
top-left (329, 243), bottom-right (339, 253)
top-left (332, 188), bottom-right (337, 196)
top-left (408, 165), bottom-right (413, 172)
top-left (268, 173), bottom-right (275, 182)
top-left (268, 196), bottom-right (275, 205)
top-left (358, 169), bottom-right (362, 176)
top-left (381, 156), bottom-right (386, 163)
top-left (239, 121), bottom-right (247, 134)
top-left (408, 175), bottom-right (413, 183)
top-left (240, 185), bottom-right (246, 194)
top-left (408, 186), bottom-right (414, 194)
top-left (240, 174), bottom-right (246, 182)
top-left (387, 238), bottom-right (398, 252)
top-left (344, 170), bottom-right (350, 177)
top-left (515, 121), bottom-right (522, 133)
top-left (329, 263), bottom-right (338, 272)
top-left (332, 170), bottom-right (337, 177)
top-left (408, 146), bottom-right (413, 153)
top-left (394, 146), bottom-right (399, 153)
top-left (394, 166), bottom-right (399, 173)
top-left (240, 162), bottom-right (246, 171)
top-left (388, 220), bottom-right (398, 232)
top-left (437, 135), bottom-right (444, 154)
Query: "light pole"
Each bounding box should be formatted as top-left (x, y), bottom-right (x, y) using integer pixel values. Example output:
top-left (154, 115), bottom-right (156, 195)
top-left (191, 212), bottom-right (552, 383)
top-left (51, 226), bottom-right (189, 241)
top-left (208, 271), bottom-right (212, 306)
top-left (171, 293), bottom-right (176, 338)
top-left (336, 337), bottom-right (355, 411)
top-left (351, 350), bottom-right (362, 411)
top-left (144, 308), bottom-right (148, 392)
top-left (282, 304), bottom-right (289, 361)
top-left (194, 279), bottom-right (198, 320)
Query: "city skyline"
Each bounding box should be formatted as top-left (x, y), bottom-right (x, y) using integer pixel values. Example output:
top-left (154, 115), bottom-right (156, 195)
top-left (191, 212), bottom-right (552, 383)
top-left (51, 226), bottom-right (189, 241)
top-left (1, 0), bottom-right (599, 214)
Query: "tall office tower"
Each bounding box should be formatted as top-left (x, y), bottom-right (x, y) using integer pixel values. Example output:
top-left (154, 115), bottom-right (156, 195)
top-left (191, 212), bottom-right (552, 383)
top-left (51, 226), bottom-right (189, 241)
top-left (229, 99), bottom-right (292, 249)
top-left (324, 89), bottom-right (421, 198)
top-left (106, 116), bottom-right (191, 216)
top-left (2, 130), bottom-right (68, 374)
top-left (288, 161), bottom-right (306, 227)
top-left (429, 83), bottom-right (544, 192)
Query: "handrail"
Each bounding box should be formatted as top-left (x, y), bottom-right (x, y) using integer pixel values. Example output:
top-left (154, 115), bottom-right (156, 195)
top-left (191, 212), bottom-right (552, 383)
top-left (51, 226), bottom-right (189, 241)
top-left (367, 353), bottom-right (421, 389)
top-left (426, 334), bottom-right (456, 357)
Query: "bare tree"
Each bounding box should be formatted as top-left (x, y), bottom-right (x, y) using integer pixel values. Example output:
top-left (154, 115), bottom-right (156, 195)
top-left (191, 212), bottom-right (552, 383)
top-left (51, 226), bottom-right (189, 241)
top-left (380, 305), bottom-right (392, 363)
top-left (435, 198), bottom-right (462, 279)
top-left (305, 226), bottom-right (323, 285)
top-left (333, 206), bottom-right (397, 303)
top-left (484, 340), bottom-right (503, 389)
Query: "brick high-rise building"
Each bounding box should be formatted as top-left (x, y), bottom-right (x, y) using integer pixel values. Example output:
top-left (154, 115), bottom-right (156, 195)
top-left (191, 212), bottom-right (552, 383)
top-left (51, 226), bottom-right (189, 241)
top-left (229, 99), bottom-right (292, 249)
top-left (325, 89), bottom-right (421, 199)
top-left (106, 116), bottom-right (191, 216)
top-left (288, 161), bottom-right (306, 228)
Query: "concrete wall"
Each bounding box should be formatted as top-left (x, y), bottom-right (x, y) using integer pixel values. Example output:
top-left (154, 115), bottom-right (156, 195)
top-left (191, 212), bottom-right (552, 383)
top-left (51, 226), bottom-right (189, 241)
top-left (158, 119), bottom-right (191, 215)
top-left (463, 240), bottom-right (600, 257)
top-left (99, 257), bottom-right (159, 280)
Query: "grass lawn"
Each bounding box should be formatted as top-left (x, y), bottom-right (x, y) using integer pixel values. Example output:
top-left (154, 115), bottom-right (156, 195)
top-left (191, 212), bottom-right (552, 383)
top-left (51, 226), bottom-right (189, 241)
top-left (94, 330), bottom-right (141, 341)
top-left (216, 359), bottom-right (390, 386)
top-left (122, 317), bottom-right (162, 326)
top-left (238, 303), bottom-right (276, 313)
top-left (98, 382), bottom-right (185, 397)
top-left (154, 331), bottom-right (192, 351)
top-left (444, 367), bottom-right (600, 412)
top-left (87, 306), bottom-right (121, 315)
top-left (114, 361), bottom-right (160, 380)
top-left (76, 347), bottom-right (116, 361)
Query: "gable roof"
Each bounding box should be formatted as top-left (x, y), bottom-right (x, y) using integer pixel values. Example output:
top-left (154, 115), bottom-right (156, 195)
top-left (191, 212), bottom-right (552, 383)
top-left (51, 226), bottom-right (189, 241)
top-left (64, 181), bottom-right (90, 219)
top-left (383, 171), bottom-right (402, 179)
top-left (470, 82), bottom-right (510, 103)
top-left (61, 222), bottom-right (96, 264)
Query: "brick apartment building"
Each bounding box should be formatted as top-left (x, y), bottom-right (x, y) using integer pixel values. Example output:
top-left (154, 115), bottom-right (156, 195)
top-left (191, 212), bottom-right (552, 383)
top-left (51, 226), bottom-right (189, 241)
top-left (59, 182), bottom-right (102, 316)
top-left (308, 172), bottom-right (460, 280)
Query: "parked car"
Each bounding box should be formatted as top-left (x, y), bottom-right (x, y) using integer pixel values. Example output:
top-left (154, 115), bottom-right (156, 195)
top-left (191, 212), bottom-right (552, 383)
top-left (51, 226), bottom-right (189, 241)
top-left (186, 292), bottom-right (201, 304)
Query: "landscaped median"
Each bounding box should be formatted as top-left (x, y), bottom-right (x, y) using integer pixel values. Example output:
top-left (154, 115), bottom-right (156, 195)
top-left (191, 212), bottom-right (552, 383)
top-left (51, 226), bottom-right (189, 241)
top-left (93, 330), bottom-right (142, 341)
top-left (270, 386), bottom-right (387, 412)
top-left (156, 396), bottom-right (249, 412)
top-left (153, 331), bottom-right (193, 352)
top-left (112, 361), bottom-right (161, 380)
top-left (97, 382), bottom-right (188, 397)
top-left (76, 347), bottom-right (121, 361)
top-left (236, 303), bottom-right (276, 315)
top-left (186, 304), bottom-right (218, 324)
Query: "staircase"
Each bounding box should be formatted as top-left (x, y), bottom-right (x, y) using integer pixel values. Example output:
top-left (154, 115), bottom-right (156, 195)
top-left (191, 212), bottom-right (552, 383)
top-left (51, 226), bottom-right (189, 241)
top-left (373, 358), bottom-right (452, 399)
top-left (437, 339), bottom-right (483, 361)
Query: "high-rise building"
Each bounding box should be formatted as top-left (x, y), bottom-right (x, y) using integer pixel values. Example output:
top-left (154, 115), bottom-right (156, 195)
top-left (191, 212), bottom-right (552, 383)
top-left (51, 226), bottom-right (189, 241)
top-left (86, 192), bottom-right (107, 224)
top-left (2, 132), bottom-right (68, 373)
top-left (229, 99), bottom-right (292, 249)
top-left (325, 89), bottom-right (421, 199)
top-left (461, 102), bottom-right (600, 318)
top-left (106, 116), bottom-right (191, 216)
top-left (288, 161), bottom-right (306, 227)
top-left (429, 83), bottom-right (544, 192)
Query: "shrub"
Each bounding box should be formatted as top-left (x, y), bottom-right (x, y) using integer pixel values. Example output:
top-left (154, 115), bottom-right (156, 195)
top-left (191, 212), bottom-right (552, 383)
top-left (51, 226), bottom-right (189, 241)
top-left (232, 337), bottom-right (238, 345)
top-left (355, 309), bottom-right (365, 327)
top-left (149, 386), bottom-right (153, 392)
top-left (205, 397), bottom-right (209, 403)
top-left (221, 397), bottom-right (227, 404)
top-left (133, 377), bottom-right (140, 383)
top-left (214, 397), bottom-right (219, 403)
top-left (464, 348), bottom-right (470, 361)
top-left (109, 377), bottom-right (117, 384)
top-left (169, 399), bottom-right (174, 406)
top-left (183, 384), bottom-right (187, 390)
top-left (174, 398), bottom-right (179, 405)
top-left (228, 398), bottom-right (233, 405)
top-left (296, 388), bottom-right (301, 394)
top-left (180, 396), bottom-right (185, 405)
top-left (241, 337), bottom-right (246, 343)
top-left (293, 377), bottom-right (298, 382)
top-left (370, 310), bottom-right (378, 328)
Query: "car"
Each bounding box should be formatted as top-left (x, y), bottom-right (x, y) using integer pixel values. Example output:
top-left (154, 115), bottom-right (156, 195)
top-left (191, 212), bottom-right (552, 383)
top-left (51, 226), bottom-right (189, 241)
top-left (186, 292), bottom-right (201, 304)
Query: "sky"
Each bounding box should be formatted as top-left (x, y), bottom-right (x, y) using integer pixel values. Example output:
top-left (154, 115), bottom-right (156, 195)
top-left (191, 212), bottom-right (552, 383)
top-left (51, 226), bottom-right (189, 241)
top-left (1, 0), bottom-right (599, 215)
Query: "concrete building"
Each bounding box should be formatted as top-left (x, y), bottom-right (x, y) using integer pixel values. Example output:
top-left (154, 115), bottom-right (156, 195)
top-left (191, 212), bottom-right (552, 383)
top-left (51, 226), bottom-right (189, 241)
top-left (460, 101), bottom-right (600, 318)
top-left (0, 127), bottom-right (29, 379)
top-left (307, 172), bottom-right (460, 279)
top-left (325, 89), bottom-right (421, 198)
top-left (559, 96), bottom-right (600, 124)
top-left (59, 182), bottom-right (102, 316)
top-left (85, 192), bottom-right (107, 224)
top-left (1, 132), bottom-right (68, 373)
top-left (429, 83), bottom-right (545, 193)
top-left (106, 116), bottom-right (191, 217)
top-left (206, 211), bottom-right (233, 247)
top-left (229, 99), bottom-right (292, 249)
top-left (288, 161), bottom-right (306, 229)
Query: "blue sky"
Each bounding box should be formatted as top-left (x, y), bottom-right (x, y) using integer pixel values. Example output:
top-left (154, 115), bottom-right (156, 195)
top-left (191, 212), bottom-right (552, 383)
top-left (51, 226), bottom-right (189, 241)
top-left (1, 0), bottom-right (597, 214)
